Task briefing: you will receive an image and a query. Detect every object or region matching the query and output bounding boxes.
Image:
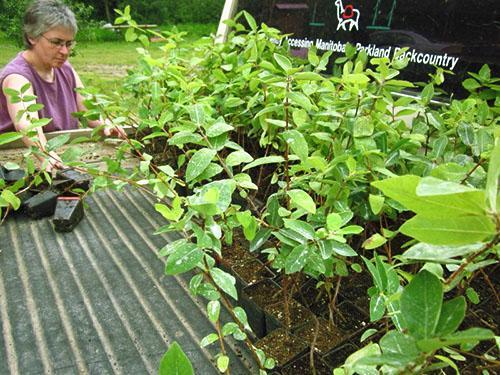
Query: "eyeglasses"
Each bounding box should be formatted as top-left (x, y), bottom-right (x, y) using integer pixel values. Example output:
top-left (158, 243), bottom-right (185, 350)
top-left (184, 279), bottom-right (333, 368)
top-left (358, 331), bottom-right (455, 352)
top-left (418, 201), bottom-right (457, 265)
top-left (40, 34), bottom-right (76, 49)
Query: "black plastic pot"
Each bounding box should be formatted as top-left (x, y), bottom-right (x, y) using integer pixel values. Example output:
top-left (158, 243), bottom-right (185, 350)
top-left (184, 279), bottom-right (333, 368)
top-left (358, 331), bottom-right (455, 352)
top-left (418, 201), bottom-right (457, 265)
top-left (322, 300), bottom-right (369, 336)
top-left (52, 197), bottom-right (84, 232)
top-left (4, 168), bottom-right (25, 183)
top-left (55, 168), bottom-right (92, 191)
top-left (255, 328), bottom-right (308, 369)
top-left (322, 342), bottom-right (359, 368)
top-left (231, 257), bottom-right (275, 292)
top-left (24, 190), bottom-right (58, 219)
top-left (241, 278), bottom-right (282, 339)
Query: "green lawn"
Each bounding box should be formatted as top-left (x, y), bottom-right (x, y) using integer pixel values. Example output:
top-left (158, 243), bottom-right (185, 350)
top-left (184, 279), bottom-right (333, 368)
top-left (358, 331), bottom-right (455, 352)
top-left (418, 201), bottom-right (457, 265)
top-left (0, 23), bottom-right (217, 95)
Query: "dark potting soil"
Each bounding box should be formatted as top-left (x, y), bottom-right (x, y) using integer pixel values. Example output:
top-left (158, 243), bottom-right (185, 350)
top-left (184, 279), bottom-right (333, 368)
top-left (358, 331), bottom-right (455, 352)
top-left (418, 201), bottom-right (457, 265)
top-left (325, 301), bottom-right (368, 333)
top-left (266, 300), bottom-right (314, 330)
top-left (294, 318), bottom-right (347, 354)
top-left (245, 279), bottom-right (283, 308)
top-left (281, 352), bottom-right (331, 375)
top-left (255, 328), bottom-right (308, 367)
top-left (221, 243), bottom-right (255, 266)
top-left (232, 258), bottom-right (274, 286)
top-left (294, 280), bottom-right (330, 316)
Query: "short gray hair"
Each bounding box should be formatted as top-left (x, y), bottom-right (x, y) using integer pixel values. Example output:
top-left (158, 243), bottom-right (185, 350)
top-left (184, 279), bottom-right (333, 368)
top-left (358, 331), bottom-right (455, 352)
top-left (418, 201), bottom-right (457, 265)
top-left (23, 0), bottom-right (78, 49)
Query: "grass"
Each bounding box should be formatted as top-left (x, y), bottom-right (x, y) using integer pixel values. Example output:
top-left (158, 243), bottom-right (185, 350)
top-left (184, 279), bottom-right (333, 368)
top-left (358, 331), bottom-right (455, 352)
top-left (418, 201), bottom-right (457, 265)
top-left (0, 23), bottom-right (218, 95)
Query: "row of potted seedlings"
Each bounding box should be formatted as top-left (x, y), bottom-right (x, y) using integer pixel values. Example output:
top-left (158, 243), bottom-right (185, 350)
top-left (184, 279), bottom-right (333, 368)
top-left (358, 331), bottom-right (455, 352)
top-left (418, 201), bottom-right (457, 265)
top-left (216, 231), bottom-right (375, 373)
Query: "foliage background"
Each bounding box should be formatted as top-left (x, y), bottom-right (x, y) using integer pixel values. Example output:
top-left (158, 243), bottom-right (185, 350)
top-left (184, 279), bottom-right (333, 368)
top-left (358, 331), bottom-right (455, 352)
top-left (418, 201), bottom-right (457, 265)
top-left (0, 0), bottom-right (225, 44)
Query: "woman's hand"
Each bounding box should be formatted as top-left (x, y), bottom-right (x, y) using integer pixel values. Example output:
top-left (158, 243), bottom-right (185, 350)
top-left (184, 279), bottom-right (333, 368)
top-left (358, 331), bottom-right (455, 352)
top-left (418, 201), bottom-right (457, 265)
top-left (45, 150), bottom-right (64, 173)
top-left (103, 125), bottom-right (127, 139)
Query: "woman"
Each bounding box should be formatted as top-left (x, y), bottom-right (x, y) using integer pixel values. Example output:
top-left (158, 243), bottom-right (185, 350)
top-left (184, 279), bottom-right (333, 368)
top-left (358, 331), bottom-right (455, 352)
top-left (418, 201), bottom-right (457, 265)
top-left (0, 0), bottom-right (125, 171)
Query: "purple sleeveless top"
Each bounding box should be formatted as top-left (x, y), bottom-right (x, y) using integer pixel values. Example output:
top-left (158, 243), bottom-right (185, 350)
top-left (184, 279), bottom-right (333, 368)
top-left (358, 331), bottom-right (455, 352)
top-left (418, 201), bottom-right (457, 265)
top-left (0, 53), bottom-right (79, 133)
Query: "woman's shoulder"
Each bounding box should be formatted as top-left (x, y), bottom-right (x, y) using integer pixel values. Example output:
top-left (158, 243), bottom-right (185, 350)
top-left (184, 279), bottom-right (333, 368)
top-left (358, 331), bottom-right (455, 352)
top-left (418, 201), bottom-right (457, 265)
top-left (0, 53), bottom-right (34, 84)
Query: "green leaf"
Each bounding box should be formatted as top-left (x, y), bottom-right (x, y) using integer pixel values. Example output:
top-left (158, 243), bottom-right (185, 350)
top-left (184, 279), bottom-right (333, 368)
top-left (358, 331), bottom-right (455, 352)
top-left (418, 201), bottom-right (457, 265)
top-left (287, 189), bottom-right (316, 214)
top-left (210, 268), bottom-right (238, 300)
top-left (159, 342), bottom-right (194, 375)
top-left (283, 219), bottom-right (315, 240)
top-left (372, 175), bottom-right (487, 218)
top-left (155, 198), bottom-right (183, 222)
top-left (249, 229), bottom-right (272, 252)
top-left (206, 121), bottom-right (234, 137)
top-left (327, 213), bottom-right (342, 231)
top-left (485, 142), bottom-right (499, 213)
top-left (189, 180), bottom-right (236, 215)
top-left (185, 148), bottom-right (217, 182)
top-left (165, 242), bottom-right (203, 275)
top-left (400, 215), bottom-right (495, 245)
top-left (457, 123), bottom-right (474, 146)
top-left (168, 132), bottom-right (203, 146)
top-left (233, 307), bottom-right (251, 331)
top-left (288, 92), bottom-right (313, 111)
top-left (282, 130), bottom-right (308, 163)
top-left (465, 288), bottom-right (480, 305)
top-left (207, 300), bottom-right (221, 323)
top-left (273, 53), bottom-right (292, 73)
top-left (329, 240), bottom-right (357, 257)
top-left (417, 328), bottom-right (494, 352)
top-left (462, 78), bottom-right (481, 91)
top-left (294, 72), bottom-right (324, 81)
top-left (369, 194), bottom-right (385, 215)
top-left (188, 104), bottom-right (205, 126)
top-left (435, 297), bottom-right (466, 336)
top-left (402, 242), bottom-right (484, 262)
top-left (0, 132), bottom-right (23, 146)
top-left (285, 244), bottom-right (310, 274)
top-left (124, 27), bottom-right (137, 42)
top-left (362, 233), bottom-right (387, 250)
top-left (370, 294), bottom-right (385, 322)
top-left (343, 73), bottom-right (370, 84)
top-left (217, 355), bottom-right (230, 372)
top-left (242, 156), bottom-right (284, 171)
top-left (200, 333), bottom-right (219, 347)
top-left (400, 270), bottom-right (443, 339)
top-left (1, 190), bottom-right (21, 210)
top-left (380, 331), bottom-right (420, 362)
top-left (226, 150), bottom-right (254, 167)
top-left (353, 116), bottom-right (374, 137)
top-left (421, 83), bottom-right (434, 104)
top-left (46, 134), bottom-right (70, 151)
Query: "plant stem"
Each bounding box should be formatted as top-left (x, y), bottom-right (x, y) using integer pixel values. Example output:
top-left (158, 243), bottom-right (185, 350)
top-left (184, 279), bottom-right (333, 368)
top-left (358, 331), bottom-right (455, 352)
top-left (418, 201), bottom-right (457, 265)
top-left (445, 234), bottom-right (499, 286)
top-left (328, 276), bottom-right (342, 329)
top-left (460, 158), bottom-right (484, 184)
top-left (309, 314), bottom-right (319, 375)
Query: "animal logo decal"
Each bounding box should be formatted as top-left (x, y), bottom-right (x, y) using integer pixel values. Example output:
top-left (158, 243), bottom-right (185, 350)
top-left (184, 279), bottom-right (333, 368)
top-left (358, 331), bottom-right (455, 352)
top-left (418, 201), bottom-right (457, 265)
top-left (334, 0), bottom-right (360, 31)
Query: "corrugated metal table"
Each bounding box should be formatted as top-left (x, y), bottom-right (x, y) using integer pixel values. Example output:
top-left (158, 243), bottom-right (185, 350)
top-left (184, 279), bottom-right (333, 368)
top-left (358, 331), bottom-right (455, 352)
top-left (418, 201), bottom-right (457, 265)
top-left (0, 188), bottom-right (257, 374)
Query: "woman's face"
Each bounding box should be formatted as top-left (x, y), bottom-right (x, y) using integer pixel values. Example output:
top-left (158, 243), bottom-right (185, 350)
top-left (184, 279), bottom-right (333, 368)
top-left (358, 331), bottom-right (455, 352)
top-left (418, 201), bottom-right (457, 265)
top-left (30, 26), bottom-right (75, 68)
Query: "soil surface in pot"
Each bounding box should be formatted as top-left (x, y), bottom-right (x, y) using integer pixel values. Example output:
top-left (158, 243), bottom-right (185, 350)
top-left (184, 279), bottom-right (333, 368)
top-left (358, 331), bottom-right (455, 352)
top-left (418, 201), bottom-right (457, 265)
top-left (266, 300), bottom-right (314, 330)
top-left (232, 258), bottom-right (274, 285)
top-left (245, 279), bottom-right (283, 308)
top-left (255, 328), bottom-right (308, 367)
top-left (281, 352), bottom-right (331, 375)
top-left (294, 318), bottom-right (347, 354)
top-left (325, 301), bottom-right (368, 333)
top-left (221, 243), bottom-right (255, 267)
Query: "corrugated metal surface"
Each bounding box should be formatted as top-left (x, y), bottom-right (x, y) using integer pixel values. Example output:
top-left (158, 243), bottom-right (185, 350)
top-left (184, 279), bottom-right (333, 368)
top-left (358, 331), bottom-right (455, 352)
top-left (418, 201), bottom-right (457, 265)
top-left (0, 188), bottom-right (257, 374)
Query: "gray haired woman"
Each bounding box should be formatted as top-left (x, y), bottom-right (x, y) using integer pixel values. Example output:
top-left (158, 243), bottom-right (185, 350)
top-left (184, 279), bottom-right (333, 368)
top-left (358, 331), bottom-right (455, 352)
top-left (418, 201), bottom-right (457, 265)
top-left (0, 0), bottom-right (125, 171)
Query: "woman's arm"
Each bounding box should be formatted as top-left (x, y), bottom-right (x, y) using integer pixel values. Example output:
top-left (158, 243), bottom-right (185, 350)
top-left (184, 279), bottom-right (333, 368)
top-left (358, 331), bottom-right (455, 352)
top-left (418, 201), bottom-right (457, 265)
top-left (2, 73), bottom-right (63, 171)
